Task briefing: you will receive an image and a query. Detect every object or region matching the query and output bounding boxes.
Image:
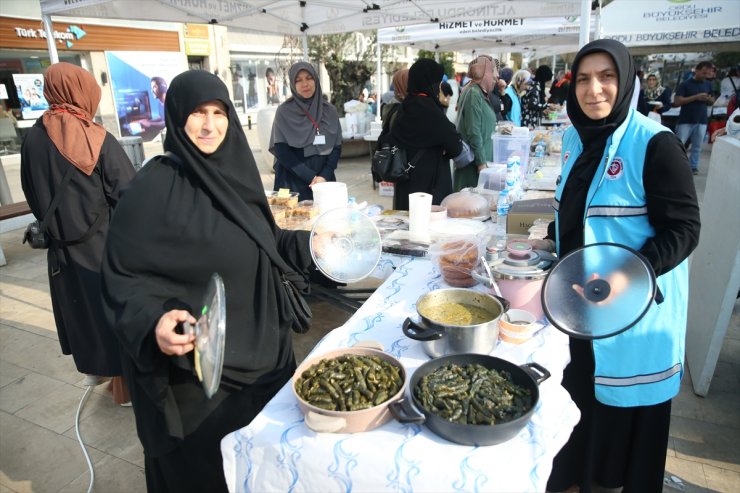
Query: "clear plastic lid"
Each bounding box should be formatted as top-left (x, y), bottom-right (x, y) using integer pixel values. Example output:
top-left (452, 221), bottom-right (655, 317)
top-left (541, 243), bottom-right (656, 340)
top-left (183, 273), bottom-right (226, 399)
top-left (310, 207), bottom-right (382, 283)
top-left (440, 190), bottom-right (490, 220)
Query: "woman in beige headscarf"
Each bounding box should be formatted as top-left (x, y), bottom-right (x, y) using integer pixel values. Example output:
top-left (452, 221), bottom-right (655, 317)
top-left (20, 62), bottom-right (136, 404)
top-left (454, 55), bottom-right (497, 191)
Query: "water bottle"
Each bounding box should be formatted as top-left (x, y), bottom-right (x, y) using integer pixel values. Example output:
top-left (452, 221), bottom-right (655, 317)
top-left (496, 189), bottom-right (510, 230)
top-left (533, 142), bottom-right (545, 170)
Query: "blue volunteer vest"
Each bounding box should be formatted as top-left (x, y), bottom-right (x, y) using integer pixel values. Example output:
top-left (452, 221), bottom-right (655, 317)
top-left (504, 85), bottom-right (522, 127)
top-left (553, 109), bottom-right (689, 407)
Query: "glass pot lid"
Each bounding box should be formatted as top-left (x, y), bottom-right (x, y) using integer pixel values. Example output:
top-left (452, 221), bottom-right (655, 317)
top-left (182, 273), bottom-right (226, 399)
top-left (541, 243), bottom-right (656, 340)
top-left (310, 208), bottom-right (382, 283)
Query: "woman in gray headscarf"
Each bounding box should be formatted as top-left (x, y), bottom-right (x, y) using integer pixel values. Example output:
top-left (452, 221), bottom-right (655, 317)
top-left (270, 62), bottom-right (342, 200)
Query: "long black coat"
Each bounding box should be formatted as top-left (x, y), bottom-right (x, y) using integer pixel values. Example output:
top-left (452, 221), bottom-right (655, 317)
top-left (21, 120), bottom-right (135, 376)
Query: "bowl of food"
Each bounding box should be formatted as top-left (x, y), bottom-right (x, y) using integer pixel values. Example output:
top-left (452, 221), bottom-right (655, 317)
top-left (389, 353), bottom-right (549, 446)
top-left (292, 346), bottom-right (406, 433)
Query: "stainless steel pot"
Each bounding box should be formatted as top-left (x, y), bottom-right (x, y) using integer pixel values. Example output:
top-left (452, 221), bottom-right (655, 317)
top-left (402, 288), bottom-right (509, 358)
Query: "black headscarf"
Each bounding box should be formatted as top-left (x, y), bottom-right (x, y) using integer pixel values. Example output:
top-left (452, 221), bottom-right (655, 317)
top-left (566, 39), bottom-right (636, 151)
top-left (391, 58), bottom-right (455, 148)
top-left (163, 71), bottom-right (277, 244)
top-left (534, 65), bottom-right (553, 105)
top-left (269, 61), bottom-right (341, 157)
top-left (558, 39), bottom-right (636, 257)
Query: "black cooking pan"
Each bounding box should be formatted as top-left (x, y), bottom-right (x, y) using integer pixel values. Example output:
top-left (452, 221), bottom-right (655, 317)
top-left (389, 354), bottom-right (549, 446)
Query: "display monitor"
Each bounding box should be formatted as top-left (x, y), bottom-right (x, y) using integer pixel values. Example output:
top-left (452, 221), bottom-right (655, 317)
top-left (116, 90), bottom-right (152, 135)
top-left (12, 73), bottom-right (50, 120)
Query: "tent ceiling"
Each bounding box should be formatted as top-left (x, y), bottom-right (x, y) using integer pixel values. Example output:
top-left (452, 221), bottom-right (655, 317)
top-left (39, 0), bottom-right (583, 36)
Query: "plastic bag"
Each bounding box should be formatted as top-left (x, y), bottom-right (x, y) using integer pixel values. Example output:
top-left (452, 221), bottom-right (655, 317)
top-left (429, 236), bottom-right (485, 287)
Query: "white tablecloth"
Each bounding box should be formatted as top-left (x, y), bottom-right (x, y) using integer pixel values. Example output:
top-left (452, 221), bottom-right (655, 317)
top-left (221, 256), bottom-right (579, 493)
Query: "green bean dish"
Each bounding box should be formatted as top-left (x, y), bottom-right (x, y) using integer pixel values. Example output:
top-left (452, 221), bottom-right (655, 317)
top-left (295, 354), bottom-right (404, 411)
top-left (414, 363), bottom-right (533, 425)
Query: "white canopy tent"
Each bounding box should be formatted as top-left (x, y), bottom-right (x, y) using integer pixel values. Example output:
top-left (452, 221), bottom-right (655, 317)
top-left (37, 0), bottom-right (587, 118)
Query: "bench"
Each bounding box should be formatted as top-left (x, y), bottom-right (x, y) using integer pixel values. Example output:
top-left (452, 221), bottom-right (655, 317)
top-left (0, 201), bottom-right (31, 221)
top-left (0, 201), bottom-right (32, 267)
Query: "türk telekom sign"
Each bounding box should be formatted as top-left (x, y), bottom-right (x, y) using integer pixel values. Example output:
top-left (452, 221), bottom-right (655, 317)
top-left (601, 0), bottom-right (740, 46)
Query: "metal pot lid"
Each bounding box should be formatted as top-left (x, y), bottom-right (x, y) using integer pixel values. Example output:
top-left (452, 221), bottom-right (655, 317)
top-left (310, 207), bottom-right (382, 283)
top-left (183, 273), bottom-right (226, 399)
top-left (541, 243), bottom-right (656, 340)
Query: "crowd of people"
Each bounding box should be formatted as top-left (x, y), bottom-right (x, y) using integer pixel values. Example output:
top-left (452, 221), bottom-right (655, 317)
top-left (14, 37), bottom-right (734, 492)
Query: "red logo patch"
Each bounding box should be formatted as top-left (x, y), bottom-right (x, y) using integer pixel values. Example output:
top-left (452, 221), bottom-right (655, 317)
top-left (606, 157), bottom-right (624, 180)
top-left (564, 151), bottom-right (570, 162)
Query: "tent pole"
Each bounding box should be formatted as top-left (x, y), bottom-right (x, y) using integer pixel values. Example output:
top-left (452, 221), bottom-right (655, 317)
top-left (578, 0), bottom-right (591, 48)
top-left (42, 14), bottom-right (59, 64)
top-left (593, 0), bottom-right (603, 40)
top-left (302, 33), bottom-right (308, 61)
top-left (376, 31), bottom-right (382, 121)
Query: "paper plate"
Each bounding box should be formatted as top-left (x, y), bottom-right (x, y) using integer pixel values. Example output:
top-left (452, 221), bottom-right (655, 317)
top-left (183, 273), bottom-right (226, 398)
top-left (310, 208), bottom-right (382, 283)
top-left (541, 243), bottom-right (656, 340)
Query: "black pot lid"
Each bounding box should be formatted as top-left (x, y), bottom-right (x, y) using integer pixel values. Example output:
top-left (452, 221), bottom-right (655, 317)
top-left (310, 208), bottom-right (382, 283)
top-left (183, 273), bottom-right (226, 399)
top-left (541, 243), bottom-right (656, 340)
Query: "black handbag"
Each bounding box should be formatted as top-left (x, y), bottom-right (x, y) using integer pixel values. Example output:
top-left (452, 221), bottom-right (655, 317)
top-left (371, 143), bottom-right (424, 183)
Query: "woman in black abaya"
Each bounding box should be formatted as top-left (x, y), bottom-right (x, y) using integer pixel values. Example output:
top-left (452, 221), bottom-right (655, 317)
top-left (101, 70), bottom-right (314, 492)
top-left (389, 58), bottom-right (464, 210)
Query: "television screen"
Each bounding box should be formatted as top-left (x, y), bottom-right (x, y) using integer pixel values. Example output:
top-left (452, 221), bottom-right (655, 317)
top-left (116, 90), bottom-right (152, 135)
top-left (12, 73), bottom-right (50, 120)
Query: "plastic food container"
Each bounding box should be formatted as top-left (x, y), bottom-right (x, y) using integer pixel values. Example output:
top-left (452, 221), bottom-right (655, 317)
top-left (440, 190), bottom-right (489, 220)
top-left (498, 309), bottom-right (538, 344)
top-left (491, 134), bottom-right (531, 177)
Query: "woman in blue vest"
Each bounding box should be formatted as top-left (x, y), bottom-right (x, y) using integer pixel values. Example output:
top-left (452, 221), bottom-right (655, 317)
top-left (502, 69), bottom-right (530, 126)
top-left (544, 40), bottom-right (700, 492)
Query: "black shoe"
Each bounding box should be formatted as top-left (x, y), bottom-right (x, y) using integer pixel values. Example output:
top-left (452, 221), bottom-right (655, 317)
top-left (692, 169), bottom-right (699, 175)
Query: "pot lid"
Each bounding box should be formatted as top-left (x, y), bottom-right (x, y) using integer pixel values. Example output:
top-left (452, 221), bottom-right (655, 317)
top-left (310, 207), bottom-right (382, 283)
top-left (541, 243), bottom-right (656, 340)
top-left (183, 273), bottom-right (226, 399)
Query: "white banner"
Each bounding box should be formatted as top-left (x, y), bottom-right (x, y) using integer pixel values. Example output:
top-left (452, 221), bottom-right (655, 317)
top-left (601, 0), bottom-right (740, 46)
top-left (378, 16), bottom-right (586, 44)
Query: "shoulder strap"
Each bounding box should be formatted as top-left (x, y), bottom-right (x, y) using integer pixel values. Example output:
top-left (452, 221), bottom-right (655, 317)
top-left (39, 165), bottom-right (75, 232)
top-left (48, 166), bottom-right (111, 247)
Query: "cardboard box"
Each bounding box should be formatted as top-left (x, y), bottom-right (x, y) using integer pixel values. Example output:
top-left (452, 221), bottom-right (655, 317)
top-left (378, 181), bottom-right (395, 197)
top-left (506, 198), bottom-right (555, 235)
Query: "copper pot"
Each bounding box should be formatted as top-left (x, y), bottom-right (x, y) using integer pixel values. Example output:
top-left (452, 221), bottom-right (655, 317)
top-left (292, 346), bottom-right (407, 433)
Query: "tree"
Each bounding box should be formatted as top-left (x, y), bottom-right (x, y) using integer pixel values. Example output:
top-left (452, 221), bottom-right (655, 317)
top-left (306, 32), bottom-right (376, 116)
top-left (417, 50), bottom-right (455, 77)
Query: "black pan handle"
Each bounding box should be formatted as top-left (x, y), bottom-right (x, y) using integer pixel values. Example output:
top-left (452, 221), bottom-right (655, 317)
top-left (521, 362), bottom-right (551, 385)
top-left (492, 295), bottom-right (510, 312)
top-left (402, 317), bottom-right (445, 341)
top-left (389, 398), bottom-right (426, 424)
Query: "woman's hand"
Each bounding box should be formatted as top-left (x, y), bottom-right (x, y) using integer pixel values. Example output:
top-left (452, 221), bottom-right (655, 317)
top-left (309, 176), bottom-right (327, 187)
top-left (155, 310), bottom-right (197, 356)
